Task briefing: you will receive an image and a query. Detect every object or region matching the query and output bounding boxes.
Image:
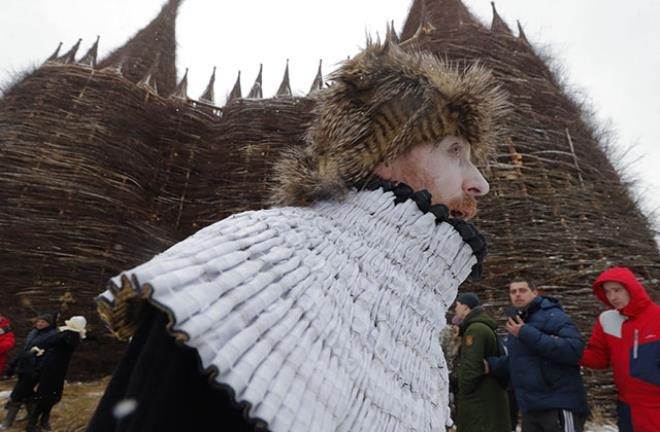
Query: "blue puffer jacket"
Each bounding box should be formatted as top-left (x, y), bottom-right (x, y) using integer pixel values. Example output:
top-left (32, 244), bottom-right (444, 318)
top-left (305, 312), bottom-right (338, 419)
top-left (507, 296), bottom-right (590, 414)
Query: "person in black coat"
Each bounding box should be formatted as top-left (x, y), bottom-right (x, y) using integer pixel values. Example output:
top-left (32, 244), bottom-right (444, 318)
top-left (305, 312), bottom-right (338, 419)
top-left (0, 312), bottom-right (58, 430)
top-left (25, 315), bottom-right (86, 432)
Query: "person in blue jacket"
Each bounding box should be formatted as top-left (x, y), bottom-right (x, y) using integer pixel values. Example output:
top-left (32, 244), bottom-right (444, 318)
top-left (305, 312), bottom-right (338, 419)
top-left (487, 277), bottom-right (589, 432)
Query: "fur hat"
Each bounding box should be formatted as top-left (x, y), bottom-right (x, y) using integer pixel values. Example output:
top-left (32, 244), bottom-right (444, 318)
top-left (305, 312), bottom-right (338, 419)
top-left (59, 315), bottom-right (87, 339)
top-left (271, 40), bottom-right (509, 206)
top-left (457, 292), bottom-right (480, 309)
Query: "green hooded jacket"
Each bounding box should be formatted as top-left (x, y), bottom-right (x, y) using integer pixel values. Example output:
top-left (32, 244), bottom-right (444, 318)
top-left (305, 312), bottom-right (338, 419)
top-left (456, 307), bottom-right (510, 432)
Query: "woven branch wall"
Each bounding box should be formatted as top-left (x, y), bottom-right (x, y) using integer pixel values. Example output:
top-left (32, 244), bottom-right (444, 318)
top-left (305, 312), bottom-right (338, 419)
top-left (0, 64), bottom-right (313, 376)
top-left (401, 7), bottom-right (660, 412)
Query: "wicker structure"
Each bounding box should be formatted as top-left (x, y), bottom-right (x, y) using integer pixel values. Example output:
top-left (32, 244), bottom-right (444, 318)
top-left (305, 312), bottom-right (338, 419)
top-left (401, 0), bottom-right (660, 413)
top-left (0, 0), bottom-right (314, 377)
top-left (1, 0), bottom-right (658, 417)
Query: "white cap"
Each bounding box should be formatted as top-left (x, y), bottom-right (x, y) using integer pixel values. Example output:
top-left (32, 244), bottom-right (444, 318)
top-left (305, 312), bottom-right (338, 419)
top-left (60, 315), bottom-right (87, 339)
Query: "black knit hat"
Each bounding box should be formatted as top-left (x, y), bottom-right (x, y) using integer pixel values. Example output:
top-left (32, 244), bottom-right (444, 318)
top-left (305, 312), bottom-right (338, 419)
top-left (37, 311), bottom-right (58, 325)
top-left (457, 292), bottom-right (480, 309)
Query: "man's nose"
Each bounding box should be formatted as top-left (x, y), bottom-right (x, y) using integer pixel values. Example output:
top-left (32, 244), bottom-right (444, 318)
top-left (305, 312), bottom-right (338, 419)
top-left (463, 163), bottom-right (490, 197)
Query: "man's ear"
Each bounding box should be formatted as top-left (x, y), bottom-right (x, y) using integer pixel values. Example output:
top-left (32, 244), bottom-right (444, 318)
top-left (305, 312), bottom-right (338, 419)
top-left (373, 161), bottom-right (393, 180)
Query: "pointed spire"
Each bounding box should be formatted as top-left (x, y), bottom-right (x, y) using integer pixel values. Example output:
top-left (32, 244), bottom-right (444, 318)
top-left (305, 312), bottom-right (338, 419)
top-left (98, 0), bottom-right (180, 96)
top-left (199, 66), bottom-right (216, 103)
top-left (276, 60), bottom-right (292, 97)
top-left (247, 64), bottom-right (263, 99)
top-left (401, 0), bottom-right (479, 42)
top-left (386, 20), bottom-right (400, 44)
top-left (227, 71), bottom-right (242, 102)
top-left (105, 57), bottom-right (125, 76)
top-left (517, 20), bottom-right (530, 45)
top-left (46, 42), bottom-right (63, 62)
top-left (411, 3), bottom-right (436, 40)
top-left (55, 39), bottom-right (82, 64)
top-left (490, 2), bottom-right (512, 35)
top-left (137, 53), bottom-right (160, 95)
top-left (171, 68), bottom-right (188, 99)
top-left (78, 36), bottom-right (100, 67)
top-left (308, 59), bottom-right (323, 95)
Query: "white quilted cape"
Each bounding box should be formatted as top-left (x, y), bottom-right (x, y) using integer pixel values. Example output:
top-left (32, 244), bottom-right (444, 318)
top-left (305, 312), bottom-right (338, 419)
top-left (99, 187), bottom-right (478, 431)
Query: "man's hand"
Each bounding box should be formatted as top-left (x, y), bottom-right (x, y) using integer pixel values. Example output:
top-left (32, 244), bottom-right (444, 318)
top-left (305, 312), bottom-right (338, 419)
top-left (30, 346), bottom-right (45, 357)
top-left (505, 315), bottom-right (524, 337)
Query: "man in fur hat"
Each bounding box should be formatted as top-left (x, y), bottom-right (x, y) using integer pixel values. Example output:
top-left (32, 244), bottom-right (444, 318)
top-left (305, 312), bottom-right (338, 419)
top-left (88, 41), bottom-right (508, 432)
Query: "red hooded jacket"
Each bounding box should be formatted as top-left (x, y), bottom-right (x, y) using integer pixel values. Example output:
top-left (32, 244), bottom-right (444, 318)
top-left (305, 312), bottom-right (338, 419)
top-left (580, 267), bottom-right (660, 429)
top-left (0, 316), bottom-right (16, 375)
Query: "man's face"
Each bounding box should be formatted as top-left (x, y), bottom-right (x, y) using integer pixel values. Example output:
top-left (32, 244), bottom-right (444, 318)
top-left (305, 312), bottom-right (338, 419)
top-left (373, 135), bottom-right (489, 219)
top-left (454, 301), bottom-right (470, 321)
top-left (602, 281), bottom-right (631, 310)
top-left (35, 319), bottom-right (49, 330)
top-left (509, 281), bottom-right (537, 309)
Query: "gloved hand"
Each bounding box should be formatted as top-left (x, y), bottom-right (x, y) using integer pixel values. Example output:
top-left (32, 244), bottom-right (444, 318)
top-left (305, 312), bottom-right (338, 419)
top-left (30, 346), bottom-right (45, 357)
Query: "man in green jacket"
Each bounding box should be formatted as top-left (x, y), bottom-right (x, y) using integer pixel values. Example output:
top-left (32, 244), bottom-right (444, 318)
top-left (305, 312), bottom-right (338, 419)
top-left (454, 292), bottom-right (510, 432)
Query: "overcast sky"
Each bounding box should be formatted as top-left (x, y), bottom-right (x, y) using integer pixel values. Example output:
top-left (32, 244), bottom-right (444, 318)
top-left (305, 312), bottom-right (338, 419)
top-left (1, 0), bottom-right (659, 238)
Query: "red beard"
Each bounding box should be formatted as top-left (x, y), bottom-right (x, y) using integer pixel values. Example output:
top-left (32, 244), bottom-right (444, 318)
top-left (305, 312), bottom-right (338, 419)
top-left (446, 195), bottom-right (478, 219)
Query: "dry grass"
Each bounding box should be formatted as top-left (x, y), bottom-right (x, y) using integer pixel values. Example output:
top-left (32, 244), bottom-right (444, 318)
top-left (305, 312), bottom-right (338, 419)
top-left (0, 376), bottom-right (108, 432)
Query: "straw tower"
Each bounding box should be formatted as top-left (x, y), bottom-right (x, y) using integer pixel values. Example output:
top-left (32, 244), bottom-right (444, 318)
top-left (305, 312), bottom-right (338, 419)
top-left (0, 0), bottom-right (314, 376)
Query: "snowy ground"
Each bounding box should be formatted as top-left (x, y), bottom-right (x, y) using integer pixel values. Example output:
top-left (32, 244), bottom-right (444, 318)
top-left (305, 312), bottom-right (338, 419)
top-left (0, 378), bottom-right (619, 431)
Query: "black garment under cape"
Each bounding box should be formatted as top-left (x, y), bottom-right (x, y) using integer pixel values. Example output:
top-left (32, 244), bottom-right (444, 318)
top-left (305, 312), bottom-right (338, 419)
top-left (87, 305), bottom-right (267, 432)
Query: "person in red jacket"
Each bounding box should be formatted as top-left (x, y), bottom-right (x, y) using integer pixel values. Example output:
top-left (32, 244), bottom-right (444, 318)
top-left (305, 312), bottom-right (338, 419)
top-left (0, 314), bottom-right (16, 377)
top-left (580, 267), bottom-right (660, 432)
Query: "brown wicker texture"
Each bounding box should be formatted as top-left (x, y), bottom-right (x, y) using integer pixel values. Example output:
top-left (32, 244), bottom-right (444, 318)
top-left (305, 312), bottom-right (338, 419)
top-left (0, 60), bottom-right (315, 378)
top-left (0, 1), bottom-right (658, 420)
top-left (401, 0), bottom-right (660, 415)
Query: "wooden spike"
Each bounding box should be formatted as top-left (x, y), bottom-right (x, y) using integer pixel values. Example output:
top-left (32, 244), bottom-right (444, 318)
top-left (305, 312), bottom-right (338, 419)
top-left (247, 64), bottom-right (263, 99)
top-left (490, 1), bottom-right (512, 35)
top-left (517, 20), bottom-right (530, 45)
top-left (137, 53), bottom-right (161, 94)
top-left (171, 68), bottom-right (189, 99)
top-left (55, 38), bottom-right (82, 64)
top-left (199, 66), bottom-right (216, 103)
top-left (276, 60), bottom-right (292, 97)
top-left (227, 71), bottom-right (242, 102)
top-left (46, 42), bottom-right (63, 62)
top-left (308, 59), bottom-right (323, 95)
top-left (78, 36), bottom-right (100, 67)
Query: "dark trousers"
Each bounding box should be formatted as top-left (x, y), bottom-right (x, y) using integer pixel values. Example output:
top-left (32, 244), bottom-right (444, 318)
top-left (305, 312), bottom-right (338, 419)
top-left (616, 400), bottom-right (633, 432)
top-left (508, 387), bottom-right (519, 431)
top-left (521, 409), bottom-right (587, 432)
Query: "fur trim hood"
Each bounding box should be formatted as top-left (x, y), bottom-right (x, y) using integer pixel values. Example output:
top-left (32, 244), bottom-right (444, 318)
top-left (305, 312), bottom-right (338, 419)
top-left (271, 40), bottom-right (509, 207)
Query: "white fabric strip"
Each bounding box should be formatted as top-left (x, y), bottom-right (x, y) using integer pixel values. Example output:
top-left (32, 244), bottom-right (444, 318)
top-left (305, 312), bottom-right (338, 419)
top-left (100, 187), bottom-right (478, 432)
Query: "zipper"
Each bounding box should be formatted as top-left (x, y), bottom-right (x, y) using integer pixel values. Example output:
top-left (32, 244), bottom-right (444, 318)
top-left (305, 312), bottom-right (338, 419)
top-left (633, 329), bottom-right (639, 359)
